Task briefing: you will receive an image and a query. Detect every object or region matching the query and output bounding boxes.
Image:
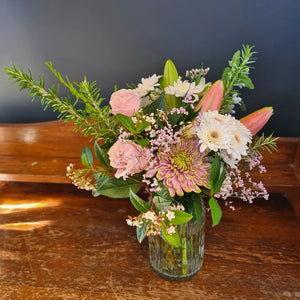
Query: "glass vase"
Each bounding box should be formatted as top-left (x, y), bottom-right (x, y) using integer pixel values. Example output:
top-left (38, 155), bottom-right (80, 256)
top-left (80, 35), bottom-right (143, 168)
top-left (148, 198), bottom-right (205, 281)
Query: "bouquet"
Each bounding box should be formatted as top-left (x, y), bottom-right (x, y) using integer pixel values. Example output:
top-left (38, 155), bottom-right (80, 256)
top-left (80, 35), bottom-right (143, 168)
top-left (4, 45), bottom-right (277, 249)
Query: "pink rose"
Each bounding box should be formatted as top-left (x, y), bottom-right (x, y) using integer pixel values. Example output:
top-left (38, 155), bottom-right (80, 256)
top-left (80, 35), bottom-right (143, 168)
top-left (109, 89), bottom-right (140, 117)
top-left (108, 140), bottom-right (149, 179)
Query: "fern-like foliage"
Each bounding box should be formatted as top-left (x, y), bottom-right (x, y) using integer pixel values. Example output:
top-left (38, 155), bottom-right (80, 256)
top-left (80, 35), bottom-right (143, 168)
top-left (220, 45), bottom-right (256, 114)
top-left (248, 133), bottom-right (279, 154)
top-left (4, 63), bottom-right (119, 142)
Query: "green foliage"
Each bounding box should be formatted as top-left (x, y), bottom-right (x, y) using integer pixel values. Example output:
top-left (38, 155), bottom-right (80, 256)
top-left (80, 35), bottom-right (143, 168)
top-left (4, 63), bottom-right (118, 142)
top-left (209, 197), bottom-right (222, 227)
top-left (161, 223), bottom-right (180, 248)
top-left (81, 146), bottom-right (93, 168)
top-left (192, 194), bottom-right (203, 227)
top-left (143, 94), bottom-right (166, 114)
top-left (129, 189), bottom-right (151, 213)
top-left (209, 153), bottom-right (226, 195)
top-left (136, 222), bottom-right (147, 243)
top-left (153, 184), bottom-right (173, 211)
top-left (94, 142), bottom-right (111, 168)
top-left (220, 45), bottom-right (256, 114)
top-left (170, 210), bottom-right (193, 225)
top-left (249, 133), bottom-right (279, 154)
top-left (93, 177), bottom-right (141, 198)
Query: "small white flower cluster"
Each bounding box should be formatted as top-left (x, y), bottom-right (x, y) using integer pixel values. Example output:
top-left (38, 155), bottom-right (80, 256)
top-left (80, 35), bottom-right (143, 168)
top-left (135, 74), bottom-right (162, 98)
top-left (66, 164), bottom-right (96, 191)
top-left (165, 78), bottom-right (207, 101)
top-left (126, 206), bottom-right (179, 236)
top-left (195, 110), bottom-right (252, 167)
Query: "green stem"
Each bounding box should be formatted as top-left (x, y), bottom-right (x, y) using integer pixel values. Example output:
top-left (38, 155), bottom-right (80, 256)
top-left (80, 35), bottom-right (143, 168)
top-left (181, 230), bottom-right (188, 276)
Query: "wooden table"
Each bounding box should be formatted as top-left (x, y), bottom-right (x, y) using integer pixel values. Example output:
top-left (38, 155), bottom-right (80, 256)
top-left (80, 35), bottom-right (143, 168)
top-left (0, 182), bottom-right (299, 299)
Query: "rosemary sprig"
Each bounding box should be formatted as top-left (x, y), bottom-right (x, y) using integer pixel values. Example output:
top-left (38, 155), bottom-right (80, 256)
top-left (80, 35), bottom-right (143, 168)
top-left (4, 63), bottom-right (118, 141)
top-left (249, 133), bottom-right (279, 154)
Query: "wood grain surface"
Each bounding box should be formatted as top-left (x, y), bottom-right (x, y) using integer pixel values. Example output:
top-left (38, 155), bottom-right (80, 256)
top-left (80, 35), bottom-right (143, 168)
top-left (0, 182), bottom-right (299, 299)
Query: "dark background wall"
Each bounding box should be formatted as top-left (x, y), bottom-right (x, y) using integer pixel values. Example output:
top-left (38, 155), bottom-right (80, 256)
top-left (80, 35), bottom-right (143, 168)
top-left (0, 0), bottom-right (299, 136)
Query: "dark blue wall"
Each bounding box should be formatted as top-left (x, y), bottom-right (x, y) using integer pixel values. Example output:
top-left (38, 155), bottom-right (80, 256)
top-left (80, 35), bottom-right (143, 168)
top-left (0, 0), bottom-right (299, 136)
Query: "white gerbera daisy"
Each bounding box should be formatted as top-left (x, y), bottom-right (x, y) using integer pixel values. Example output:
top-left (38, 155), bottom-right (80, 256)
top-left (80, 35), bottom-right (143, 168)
top-left (196, 112), bottom-right (233, 152)
top-left (135, 74), bottom-right (162, 97)
top-left (224, 116), bottom-right (252, 160)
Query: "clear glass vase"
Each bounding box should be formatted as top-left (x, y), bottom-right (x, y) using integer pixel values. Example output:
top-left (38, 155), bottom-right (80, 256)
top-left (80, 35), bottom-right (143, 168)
top-left (148, 198), bottom-right (205, 281)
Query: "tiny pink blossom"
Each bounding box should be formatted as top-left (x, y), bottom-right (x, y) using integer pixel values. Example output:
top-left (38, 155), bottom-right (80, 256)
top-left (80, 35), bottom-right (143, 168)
top-left (110, 89), bottom-right (140, 117)
top-left (108, 140), bottom-right (149, 179)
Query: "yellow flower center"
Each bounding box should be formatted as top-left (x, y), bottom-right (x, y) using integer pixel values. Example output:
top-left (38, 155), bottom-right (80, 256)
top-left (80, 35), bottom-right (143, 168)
top-left (171, 151), bottom-right (191, 171)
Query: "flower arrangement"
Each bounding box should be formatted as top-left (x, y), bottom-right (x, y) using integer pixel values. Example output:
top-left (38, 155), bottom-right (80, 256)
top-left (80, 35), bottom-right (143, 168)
top-left (4, 45), bottom-right (277, 249)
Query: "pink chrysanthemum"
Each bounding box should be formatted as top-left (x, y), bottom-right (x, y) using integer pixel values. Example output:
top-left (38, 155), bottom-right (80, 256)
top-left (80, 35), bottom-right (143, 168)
top-left (152, 138), bottom-right (211, 196)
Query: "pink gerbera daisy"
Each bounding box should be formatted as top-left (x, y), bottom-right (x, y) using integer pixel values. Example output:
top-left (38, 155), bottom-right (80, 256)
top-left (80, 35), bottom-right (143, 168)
top-left (153, 137), bottom-right (211, 197)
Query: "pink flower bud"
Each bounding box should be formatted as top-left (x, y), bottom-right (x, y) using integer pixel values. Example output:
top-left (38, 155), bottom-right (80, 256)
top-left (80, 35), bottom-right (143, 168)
top-left (110, 89), bottom-right (140, 117)
top-left (194, 80), bottom-right (224, 113)
top-left (240, 107), bottom-right (273, 135)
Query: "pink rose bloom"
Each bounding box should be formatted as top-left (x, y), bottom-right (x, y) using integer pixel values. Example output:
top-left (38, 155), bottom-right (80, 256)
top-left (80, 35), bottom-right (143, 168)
top-left (108, 140), bottom-right (149, 179)
top-left (109, 89), bottom-right (140, 117)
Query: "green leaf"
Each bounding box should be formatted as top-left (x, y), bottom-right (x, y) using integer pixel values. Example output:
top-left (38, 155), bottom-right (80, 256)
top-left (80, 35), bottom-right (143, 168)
top-left (153, 195), bottom-right (172, 212)
top-left (136, 139), bottom-right (149, 148)
top-left (136, 222), bottom-right (148, 243)
top-left (94, 142), bottom-right (111, 168)
top-left (209, 153), bottom-right (227, 195)
top-left (152, 184), bottom-right (173, 211)
top-left (221, 67), bottom-right (231, 86)
top-left (209, 153), bottom-right (221, 188)
top-left (213, 164), bottom-right (226, 194)
top-left (116, 114), bottom-right (136, 133)
top-left (81, 146), bottom-right (93, 168)
top-left (136, 121), bottom-right (150, 133)
top-left (93, 177), bottom-right (141, 198)
top-left (161, 223), bottom-right (180, 248)
top-left (129, 189), bottom-right (151, 213)
top-left (239, 74), bottom-right (254, 89)
top-left (171, 210), bottom-right (193, 225)
top-left (209, 197), bottom-right (222, 227)
top-left (143, 94), bottom-right (166, 114)
top-left (192, 194), bottom-right (203, 227)
top-left (163, 60), bottom-right (179, 110)
top-left (230, 50), bottom-right (240, 67)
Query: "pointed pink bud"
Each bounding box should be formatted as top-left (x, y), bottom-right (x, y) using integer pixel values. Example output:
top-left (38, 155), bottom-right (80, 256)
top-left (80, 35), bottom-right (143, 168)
top-left (240, 107), bottom-right (273, 135)
top-left (194, 80), bottom-right (224, 113)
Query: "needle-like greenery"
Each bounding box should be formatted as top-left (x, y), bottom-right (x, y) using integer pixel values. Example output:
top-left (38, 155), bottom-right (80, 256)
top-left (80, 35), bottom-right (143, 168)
top-left (220, 45), bottom-right (256, 114)
top-left (4, 62), bottom-right (118, 142)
